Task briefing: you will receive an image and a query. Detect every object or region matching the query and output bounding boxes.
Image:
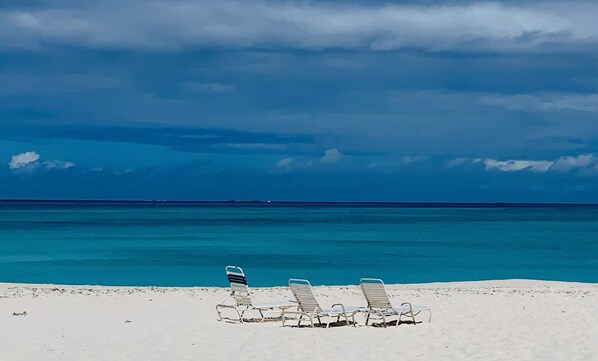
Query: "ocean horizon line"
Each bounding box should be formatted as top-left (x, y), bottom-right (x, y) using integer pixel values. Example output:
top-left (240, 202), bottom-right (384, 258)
top-left (1, 199), bottom-right (598, 207)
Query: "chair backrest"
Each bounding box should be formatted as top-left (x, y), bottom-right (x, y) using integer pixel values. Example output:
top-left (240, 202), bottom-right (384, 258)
top-left (360, 278), bottom-right (393, 310)
top-left (225, 265), bottom-right (252, 306)
top-left (288, 279), bottom-right (322, 313)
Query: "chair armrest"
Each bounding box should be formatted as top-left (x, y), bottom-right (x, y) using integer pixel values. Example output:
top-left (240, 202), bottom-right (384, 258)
top-left (400, 302), bottom-right (414, 314)
top-left (330, 303), bottom-right (347, 314)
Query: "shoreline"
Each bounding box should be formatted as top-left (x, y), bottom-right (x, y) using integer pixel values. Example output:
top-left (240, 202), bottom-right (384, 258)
top-left (2, 278), bottom-right (597, 290)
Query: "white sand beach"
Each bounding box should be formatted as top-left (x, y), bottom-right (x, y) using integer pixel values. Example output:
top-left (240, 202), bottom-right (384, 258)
top-left (1, 280), bottom-right (596, 361)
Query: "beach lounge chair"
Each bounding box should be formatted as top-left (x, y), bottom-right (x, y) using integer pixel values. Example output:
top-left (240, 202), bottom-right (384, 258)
top-left (281, 278), bottom-right (363, 328)
top-left (216, 265), bottom-right (296, 323)
top-left (354, 278), bottom-right (432, 327)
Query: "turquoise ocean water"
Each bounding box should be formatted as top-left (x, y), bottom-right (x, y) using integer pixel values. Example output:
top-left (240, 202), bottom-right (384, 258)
top-left (0, 201), bottom-right (597, 286)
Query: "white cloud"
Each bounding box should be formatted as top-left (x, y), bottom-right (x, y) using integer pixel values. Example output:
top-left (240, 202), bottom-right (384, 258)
top-left (551, 154), bottom-right (596, 171)
top-left (8, 151), bottom-right (40, 169)
top-left (2, 1), bottom-right (598, 52)
top-left (479, 153), bottom-right (597, 173)
top-left (484, 159), bottom-right (554, 172)
top-left (8, 151), bottom-right (77, 172)
top-left (276, 157), bottom-right (294, 170)
top-left (44, 160), bottom-right (76, 170)
top-left (321, 148), bottom-right (342, 164)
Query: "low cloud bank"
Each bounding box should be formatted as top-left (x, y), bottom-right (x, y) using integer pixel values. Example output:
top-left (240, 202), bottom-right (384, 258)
top-left (2, 1), bottom-right (598, 52)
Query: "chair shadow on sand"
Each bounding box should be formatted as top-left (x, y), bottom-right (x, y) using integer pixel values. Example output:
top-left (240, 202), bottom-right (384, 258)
top-left (221, 314), bottom-right (358, 327)
top-left (349, 312), bottom-right (422, 327)
top-left (218, 315), bottom-right (288, 324)
top-left (278, 316), bottom-right (358, 328)
top-left (368, 319), bottom-right (421, 327)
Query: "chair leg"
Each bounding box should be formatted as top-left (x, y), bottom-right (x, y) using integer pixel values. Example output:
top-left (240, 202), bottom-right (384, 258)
top-left (216, 305), bottom-right (243, 323)
top-left (216, 305), bottom-right (223, 321)
top-left (351, 311), bottom-right (358, 327)
top-left (380, 313), bottom-right (387, 328)
top-left (399, 303), bottom-right (417, 326)
top-left (281, 311), bottom-right (315, 328)
top-left (343, 313), bottom-right (350, 326)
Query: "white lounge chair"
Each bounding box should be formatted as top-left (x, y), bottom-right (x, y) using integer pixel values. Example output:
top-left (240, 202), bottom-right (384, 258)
top-left (281, 278), bottom-right (363, 328)
top-left (216, 265), bottom-right (296, 323)
top-left (354, 278), bottom-right (432, 327)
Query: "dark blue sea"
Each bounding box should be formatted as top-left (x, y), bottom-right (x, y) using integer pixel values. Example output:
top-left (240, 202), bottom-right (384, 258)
top-left (1, 201), bottom-right (597, 286)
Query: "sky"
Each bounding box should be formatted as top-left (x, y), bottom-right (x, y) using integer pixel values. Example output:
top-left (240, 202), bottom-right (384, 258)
top-left (1, 0), bottom-right (598, 202)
